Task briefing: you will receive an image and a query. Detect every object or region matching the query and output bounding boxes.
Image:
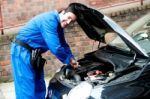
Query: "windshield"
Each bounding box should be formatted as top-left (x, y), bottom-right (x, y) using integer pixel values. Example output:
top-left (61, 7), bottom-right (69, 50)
top-left (105, 14), bottom-right (150, 54)
top-left (131, 19), bottom-right (150, 54)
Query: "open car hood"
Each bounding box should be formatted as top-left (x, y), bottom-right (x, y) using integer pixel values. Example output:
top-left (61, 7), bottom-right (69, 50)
top-left (70, 3), bottom-right (149, 58)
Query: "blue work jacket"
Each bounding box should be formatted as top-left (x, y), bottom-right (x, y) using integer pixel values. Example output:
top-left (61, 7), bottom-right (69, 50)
top-left (16, 10), bottom-right (74, 64)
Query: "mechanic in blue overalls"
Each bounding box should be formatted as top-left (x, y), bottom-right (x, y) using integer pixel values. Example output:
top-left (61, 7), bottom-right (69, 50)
top-left (11, 4), bottom-right (79, 99)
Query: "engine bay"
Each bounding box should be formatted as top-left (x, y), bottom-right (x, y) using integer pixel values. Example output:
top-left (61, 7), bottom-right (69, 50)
top-left (58, 49), bottom-right (117, 87)
top-left (57, 46), bottom-right (146, 87)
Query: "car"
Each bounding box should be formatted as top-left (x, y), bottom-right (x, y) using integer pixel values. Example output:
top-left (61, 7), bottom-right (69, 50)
top-left (46, 3), bottom-right (150, 99)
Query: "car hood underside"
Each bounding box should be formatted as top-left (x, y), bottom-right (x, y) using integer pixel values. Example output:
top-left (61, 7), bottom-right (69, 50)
top-left (70, 3), bottom-right (149, 58)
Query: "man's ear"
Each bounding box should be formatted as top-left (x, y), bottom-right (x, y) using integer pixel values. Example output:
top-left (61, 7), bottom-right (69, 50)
top-left (60, 10), bottom-right (65, 15)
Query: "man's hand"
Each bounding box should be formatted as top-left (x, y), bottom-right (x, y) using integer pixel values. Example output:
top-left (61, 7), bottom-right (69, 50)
top-left (70, 58), bottom-right (80, 69)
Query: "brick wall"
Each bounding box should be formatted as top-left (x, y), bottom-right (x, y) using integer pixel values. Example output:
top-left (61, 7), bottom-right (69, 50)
top-left (0, 0), bottom-right (150, 82)
top-left (0, 35), bottom-right (13, 82)
top-left (109, 4), bottom-right (150, 28)
top-left (1, 0), bottom-right (54, 27)
top-left (0, 0), bottom-right (139, 29)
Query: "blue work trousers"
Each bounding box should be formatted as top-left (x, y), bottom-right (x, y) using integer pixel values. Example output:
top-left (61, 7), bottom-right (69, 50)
top-left (11, 43), bottom-right (46, 99)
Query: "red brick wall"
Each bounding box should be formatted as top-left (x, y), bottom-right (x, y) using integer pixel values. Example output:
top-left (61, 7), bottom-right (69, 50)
top-left (0, 35), bottom-right (12, 81)
top-left (0, 0), bottom-right (150, 82)
top-left (1, 0), bottom-right (54, 27)
top-left (0, 0), bottom-right (139, 28)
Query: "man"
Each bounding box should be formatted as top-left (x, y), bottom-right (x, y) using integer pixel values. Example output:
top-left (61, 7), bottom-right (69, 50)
top-left (11, 3), bottom-right (79, 99)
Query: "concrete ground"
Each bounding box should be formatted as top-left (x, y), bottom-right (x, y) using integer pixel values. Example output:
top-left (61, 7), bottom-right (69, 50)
top-left (0, 81), bottom-right (15, 99)
top-left (0, 77), bottom-right (51, 99)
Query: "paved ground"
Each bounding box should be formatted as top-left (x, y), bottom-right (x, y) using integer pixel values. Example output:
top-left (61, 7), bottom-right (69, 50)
top-left (0, 81), bottom-right (15, 99)
top-left (0, 77), bottom-right (51, 99)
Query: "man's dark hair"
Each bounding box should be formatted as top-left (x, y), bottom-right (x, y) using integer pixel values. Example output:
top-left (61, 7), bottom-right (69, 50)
top-left (58, 3), bottom-right (76, 14)
top-left (65, 3), bottom-right (76, 15)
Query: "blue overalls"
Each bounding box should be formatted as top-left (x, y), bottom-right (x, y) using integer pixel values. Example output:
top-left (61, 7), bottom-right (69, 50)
top-left (11, 10), bottom-right (74, 99)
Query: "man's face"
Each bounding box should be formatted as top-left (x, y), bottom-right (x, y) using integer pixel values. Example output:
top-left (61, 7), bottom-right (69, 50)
top-left (59, 11), bottom-right (77, 28)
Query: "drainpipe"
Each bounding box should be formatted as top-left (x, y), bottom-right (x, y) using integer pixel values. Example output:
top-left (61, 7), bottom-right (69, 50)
top-left (0, 0), bottom-right (4, 35)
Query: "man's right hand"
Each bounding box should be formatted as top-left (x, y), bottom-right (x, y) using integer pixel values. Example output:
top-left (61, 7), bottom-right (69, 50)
top-left (70, 58), bottom-right (80, 69)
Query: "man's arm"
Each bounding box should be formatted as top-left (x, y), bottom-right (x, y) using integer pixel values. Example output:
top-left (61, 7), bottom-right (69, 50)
top-left (40, 16), bottom-right (77, 67)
